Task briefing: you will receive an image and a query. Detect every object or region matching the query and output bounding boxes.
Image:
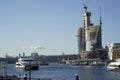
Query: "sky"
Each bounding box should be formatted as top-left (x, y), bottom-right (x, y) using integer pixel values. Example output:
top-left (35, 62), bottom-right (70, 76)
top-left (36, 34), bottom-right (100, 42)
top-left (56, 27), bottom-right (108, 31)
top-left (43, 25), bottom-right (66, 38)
top-left (0, 0), bottom-right (120, 57)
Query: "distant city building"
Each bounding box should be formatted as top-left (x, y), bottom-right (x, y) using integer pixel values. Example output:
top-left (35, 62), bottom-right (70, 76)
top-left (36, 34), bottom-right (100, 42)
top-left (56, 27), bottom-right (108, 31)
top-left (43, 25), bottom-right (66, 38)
top-left (108, 43), bottom-right (120, 60)
top-left (77, 5), bottom-right (103, 60)
top-left (23, 52), bottom-right (25, 57)
top-left (19, 53), bottom-right (21, 58)
top-left (31, 52), bottom-right (39, 59)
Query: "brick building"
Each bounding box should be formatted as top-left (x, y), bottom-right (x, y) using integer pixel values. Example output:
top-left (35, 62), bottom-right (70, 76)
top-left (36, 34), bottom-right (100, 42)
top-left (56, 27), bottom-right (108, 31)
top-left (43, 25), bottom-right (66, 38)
top-left (108, 43), bottom-right (120, 60)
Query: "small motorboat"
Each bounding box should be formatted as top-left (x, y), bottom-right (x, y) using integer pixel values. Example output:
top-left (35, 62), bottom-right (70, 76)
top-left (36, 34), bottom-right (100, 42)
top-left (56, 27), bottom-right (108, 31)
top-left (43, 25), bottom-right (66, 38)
top-left (107, 59), bottom-right (120, 71)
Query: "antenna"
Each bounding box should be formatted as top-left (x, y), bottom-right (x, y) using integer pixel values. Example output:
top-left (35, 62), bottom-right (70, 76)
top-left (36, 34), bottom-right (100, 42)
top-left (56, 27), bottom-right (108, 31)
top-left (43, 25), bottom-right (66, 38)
top-left (84, 0), bottom-right (88, 5)
top-left (83, 4), bottom-right (87, 12)
top-left (83, 0), bottom-right (88, 10)
top-left (98, 0), bottom-right (102, 26)
top-left (99, 6), bottom-right (102, 25)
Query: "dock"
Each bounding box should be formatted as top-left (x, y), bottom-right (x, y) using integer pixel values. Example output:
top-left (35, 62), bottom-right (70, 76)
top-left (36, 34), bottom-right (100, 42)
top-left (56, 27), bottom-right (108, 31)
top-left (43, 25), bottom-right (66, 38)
top-left (66, 59), bottom-right (105, 66)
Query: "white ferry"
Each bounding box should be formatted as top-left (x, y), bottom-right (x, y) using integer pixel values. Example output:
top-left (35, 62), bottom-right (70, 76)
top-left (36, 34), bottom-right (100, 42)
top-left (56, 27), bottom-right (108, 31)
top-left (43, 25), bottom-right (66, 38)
top-left (16, 57), bottom-right (39, 70)
top-left (107, 59), bottom-right (120, 71)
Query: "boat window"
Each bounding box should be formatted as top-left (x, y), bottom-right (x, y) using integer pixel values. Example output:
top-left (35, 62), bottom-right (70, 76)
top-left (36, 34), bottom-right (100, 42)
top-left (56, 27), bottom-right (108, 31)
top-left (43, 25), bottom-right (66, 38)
top-left (24, 60), bottom-right (33, 61)
top-left (119, 65), bottom-right (120, 68)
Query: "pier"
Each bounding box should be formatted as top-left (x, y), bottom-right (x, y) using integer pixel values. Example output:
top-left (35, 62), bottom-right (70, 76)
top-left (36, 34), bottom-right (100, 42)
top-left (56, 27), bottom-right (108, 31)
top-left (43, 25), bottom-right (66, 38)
top-left (67, 58), bottom-right (105, 66)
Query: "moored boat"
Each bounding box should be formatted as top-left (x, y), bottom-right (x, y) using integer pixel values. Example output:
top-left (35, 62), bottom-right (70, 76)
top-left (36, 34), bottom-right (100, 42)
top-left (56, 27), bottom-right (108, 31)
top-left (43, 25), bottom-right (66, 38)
top-left (107, 59), bottom-right (120, 71)
top-left (16, 57), bottom-right (39, 70)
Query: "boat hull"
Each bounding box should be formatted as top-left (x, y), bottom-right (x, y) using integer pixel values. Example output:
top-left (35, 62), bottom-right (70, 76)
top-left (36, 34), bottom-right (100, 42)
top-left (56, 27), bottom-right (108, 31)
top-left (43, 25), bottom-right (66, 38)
top-left (107, 66), bottom-right (120, 71)
top-left (107, 60), bottom-right (120, 71)
top-left (25, 65), bottom-right (39, 70)
top-left (16, 65), bottom-right (39, 70)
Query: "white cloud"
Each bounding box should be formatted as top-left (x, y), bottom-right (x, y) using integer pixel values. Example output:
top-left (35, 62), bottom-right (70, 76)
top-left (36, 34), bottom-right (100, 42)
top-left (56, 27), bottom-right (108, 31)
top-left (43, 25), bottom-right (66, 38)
top-left (21, 45), bottom-right (45, 51)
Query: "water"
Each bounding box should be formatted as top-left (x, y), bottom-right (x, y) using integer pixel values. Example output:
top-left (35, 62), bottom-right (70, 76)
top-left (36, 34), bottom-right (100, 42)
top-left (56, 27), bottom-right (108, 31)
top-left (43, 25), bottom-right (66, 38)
top-left (3, 63), bottom-right (120, 80)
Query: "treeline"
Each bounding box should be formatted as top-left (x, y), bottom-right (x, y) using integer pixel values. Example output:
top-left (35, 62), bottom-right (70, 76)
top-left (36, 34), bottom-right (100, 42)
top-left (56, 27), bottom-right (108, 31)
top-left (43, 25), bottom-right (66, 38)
top-left (0, 57), bottom-right (18, 64)
top-left (0, 54), bottom-right (78, 64)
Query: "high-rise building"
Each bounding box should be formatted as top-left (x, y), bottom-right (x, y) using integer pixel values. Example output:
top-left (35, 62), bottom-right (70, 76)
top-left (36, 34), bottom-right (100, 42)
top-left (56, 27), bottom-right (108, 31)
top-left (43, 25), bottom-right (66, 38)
top-left (77, 5), bottom-right (102, 60)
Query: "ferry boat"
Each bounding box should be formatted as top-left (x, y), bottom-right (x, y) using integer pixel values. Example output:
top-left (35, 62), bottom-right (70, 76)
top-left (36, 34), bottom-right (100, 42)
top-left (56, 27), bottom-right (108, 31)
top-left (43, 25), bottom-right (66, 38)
top-left (107, 59), bottom-right (120, 71)
top-left (16, 57), bottom-right (39, 70)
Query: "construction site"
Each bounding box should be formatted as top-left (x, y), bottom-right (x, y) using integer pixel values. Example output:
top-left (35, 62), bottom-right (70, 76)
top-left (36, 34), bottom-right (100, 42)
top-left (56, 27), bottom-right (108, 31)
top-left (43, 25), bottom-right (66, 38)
top-left (75, 5), bottom-right (107, 65)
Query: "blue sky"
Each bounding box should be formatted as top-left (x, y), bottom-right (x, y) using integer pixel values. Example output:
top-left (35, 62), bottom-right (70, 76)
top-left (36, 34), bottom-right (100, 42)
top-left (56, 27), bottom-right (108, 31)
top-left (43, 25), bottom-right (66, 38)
top-left (0, 0), bottom-right (120, 57)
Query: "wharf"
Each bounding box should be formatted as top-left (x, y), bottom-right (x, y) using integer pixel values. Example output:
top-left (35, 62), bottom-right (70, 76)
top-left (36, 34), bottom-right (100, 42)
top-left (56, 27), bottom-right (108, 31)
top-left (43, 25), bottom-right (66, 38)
top-left (66, 59), bottom-right (105, 66)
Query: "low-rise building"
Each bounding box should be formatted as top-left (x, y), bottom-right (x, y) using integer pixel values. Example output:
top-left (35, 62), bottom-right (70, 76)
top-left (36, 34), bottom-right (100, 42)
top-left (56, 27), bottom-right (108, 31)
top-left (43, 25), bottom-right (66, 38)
top-left (108, 43), bottom-right (120, 60)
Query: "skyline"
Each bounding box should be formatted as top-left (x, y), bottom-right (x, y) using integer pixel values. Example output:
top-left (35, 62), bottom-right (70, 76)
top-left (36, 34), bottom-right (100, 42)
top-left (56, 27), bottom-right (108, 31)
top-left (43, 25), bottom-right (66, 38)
top-left (0, 0), bottom-right (120, 57)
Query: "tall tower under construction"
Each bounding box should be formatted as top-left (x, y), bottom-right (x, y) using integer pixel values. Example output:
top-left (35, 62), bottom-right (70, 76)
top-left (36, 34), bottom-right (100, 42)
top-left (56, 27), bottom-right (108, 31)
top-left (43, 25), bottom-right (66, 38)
top-left (77, 5), bottom-right (103, 60)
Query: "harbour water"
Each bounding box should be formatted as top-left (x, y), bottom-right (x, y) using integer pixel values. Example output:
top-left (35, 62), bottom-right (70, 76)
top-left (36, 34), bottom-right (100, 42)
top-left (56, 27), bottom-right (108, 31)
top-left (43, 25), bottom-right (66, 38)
top-left (3, 63), bottom-right (120, 80)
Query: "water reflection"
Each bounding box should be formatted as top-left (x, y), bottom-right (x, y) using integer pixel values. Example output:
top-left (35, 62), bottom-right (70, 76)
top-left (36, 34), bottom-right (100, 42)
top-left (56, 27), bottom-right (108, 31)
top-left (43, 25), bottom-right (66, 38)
top-left (6, 64), bottom-right (120, 80)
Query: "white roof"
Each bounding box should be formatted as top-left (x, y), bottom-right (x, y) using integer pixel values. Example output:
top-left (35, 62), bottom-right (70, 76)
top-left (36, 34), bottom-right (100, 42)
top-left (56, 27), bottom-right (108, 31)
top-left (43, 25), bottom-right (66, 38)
top-left (19, 57), bottom-right (33, 61)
